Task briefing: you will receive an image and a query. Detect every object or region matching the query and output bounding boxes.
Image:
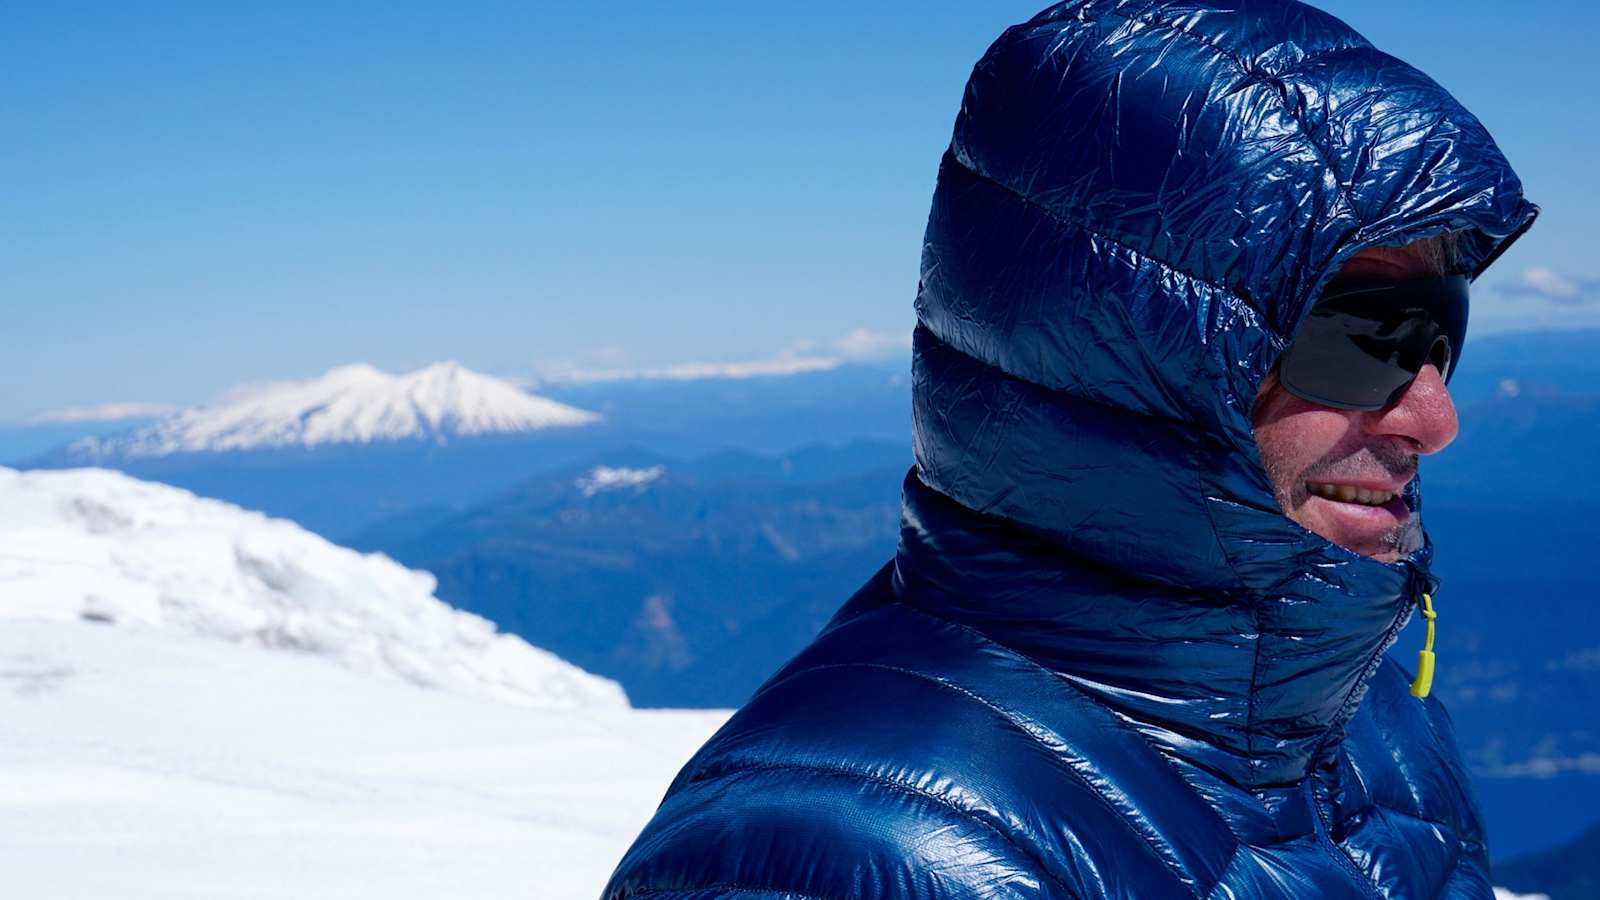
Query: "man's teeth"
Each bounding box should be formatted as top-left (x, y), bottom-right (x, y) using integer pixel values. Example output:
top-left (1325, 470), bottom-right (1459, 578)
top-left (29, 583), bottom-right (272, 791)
top-left (1307, 482), bottom-right (1396, 506)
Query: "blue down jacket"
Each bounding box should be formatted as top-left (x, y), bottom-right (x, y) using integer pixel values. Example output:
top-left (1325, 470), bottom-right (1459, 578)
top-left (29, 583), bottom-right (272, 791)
top-left (604, 1), bottom-right (1538, 897)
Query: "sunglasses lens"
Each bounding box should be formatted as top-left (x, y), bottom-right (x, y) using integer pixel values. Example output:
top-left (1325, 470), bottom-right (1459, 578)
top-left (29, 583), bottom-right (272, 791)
top-left (1278, 275), bottom-right (1468, 411)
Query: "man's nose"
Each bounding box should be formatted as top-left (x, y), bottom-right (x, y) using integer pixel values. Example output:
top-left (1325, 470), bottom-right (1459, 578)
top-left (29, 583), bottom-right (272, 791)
top-left (1368, 363), bottom-right (1459, 454)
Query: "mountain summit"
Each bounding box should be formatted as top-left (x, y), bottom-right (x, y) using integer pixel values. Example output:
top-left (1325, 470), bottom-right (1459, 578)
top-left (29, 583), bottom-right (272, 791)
top-left (65, 362), bottom-right (599, 460)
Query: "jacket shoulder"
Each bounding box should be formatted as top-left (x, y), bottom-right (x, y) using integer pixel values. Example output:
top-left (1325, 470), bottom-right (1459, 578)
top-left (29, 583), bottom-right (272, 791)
top-left (603, 758), bottom-right (1059, 900)
top-left (605, 593), bottom-right (1234, 899)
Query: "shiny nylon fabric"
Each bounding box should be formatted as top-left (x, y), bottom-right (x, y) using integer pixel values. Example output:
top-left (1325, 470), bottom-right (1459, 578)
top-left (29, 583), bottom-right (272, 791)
top-left (603, 1), bottom-right (1536, 898)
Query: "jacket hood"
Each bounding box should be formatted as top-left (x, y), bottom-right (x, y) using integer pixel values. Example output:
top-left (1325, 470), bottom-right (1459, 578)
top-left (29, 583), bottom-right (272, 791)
top-left (896, 0), bottom-right (1537, 788)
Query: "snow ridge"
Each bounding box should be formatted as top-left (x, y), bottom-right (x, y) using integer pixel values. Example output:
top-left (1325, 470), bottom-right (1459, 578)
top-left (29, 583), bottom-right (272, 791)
top-left (577, 465), bottom-right (664, 497)
top-left (0, 466), bottom-right (627, 709)
top-left (68, 361), bottom-right (599, 459)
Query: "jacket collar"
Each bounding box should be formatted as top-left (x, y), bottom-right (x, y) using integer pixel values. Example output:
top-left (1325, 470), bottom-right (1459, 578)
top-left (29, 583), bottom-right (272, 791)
top-left (892, 466), bottom-right (1425, 788)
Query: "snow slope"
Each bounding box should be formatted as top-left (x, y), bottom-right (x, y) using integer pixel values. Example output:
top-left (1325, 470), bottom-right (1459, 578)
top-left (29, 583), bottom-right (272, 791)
top-left (0, 466), bottom-right (727, 897)
top-left (0, 620), bottom-right (727, 899)
top-left (0, 466), bottom-right (624, 708)
top-left (65, 361), bottom-right (599, 459)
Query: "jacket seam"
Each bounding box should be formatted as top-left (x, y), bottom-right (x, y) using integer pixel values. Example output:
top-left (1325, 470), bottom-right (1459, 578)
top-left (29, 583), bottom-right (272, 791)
top-left (947, 153), bottom-right (1250, 306)
top-left (913, 322), bottom-right (1202, 434)
top-left (1242, 599), bottom-right (1267, 784)
top-left (1264, 45), bottom-right (1368, 77)
top-left (1201, 844), bottom-right (1250, 900)
top-left (1435, 851), bottom-right (1478, 900)
top-left (1183, 358), bottom-right (1251, 596)
top-left (685, 760), bottom-right (1085, 900)
top-left (1343, 801), bottom-right (1474, 848)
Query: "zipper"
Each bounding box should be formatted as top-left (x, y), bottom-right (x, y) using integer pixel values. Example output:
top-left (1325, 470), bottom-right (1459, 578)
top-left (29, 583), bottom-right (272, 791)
top-left (1303, 774), bottom-right (1384, 899)
top-left (1296, 564), bottom-right (1430, 899)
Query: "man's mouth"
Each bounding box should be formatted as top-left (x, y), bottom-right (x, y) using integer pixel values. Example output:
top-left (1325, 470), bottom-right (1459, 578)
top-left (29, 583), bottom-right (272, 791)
top-left (1306, 481), bottom-right (1398, 507)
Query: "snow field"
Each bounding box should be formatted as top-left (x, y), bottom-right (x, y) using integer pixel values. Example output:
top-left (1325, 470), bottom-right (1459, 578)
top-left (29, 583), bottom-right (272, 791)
top-left (0, 621), bottom-right (726, 899)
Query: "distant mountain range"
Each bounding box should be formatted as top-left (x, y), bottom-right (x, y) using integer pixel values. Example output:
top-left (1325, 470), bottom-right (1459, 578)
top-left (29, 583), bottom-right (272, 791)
top-left (538, 361), bottom-right (910, 457)
top-left (1494, 821), bottom-right (1600, 900)
top-left (348, 440), bottom-right (910, 708)
top-left (0, 418), bottom-right (160, 467)
top-left (1446, 327), bottom-right (1600, 406)
top-left (18, 360), bottom-right (911, 538)
top-left (17, 362), bottom-right (612, 537)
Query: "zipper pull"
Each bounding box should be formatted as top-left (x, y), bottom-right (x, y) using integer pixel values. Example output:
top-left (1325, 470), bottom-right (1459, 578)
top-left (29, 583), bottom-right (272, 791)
top-left (1410, 591), bottom-right (1438, 699)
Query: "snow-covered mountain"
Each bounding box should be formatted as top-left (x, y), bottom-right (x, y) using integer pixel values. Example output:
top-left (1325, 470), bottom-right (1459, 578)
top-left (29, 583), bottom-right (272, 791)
top-left (0, 465), bottom-right (625, 709)
top-left (63, 361), bottom-right (599, 460)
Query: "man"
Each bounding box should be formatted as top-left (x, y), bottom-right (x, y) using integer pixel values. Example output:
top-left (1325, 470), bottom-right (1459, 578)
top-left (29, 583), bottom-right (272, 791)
top-left (604, 1), bottom-right (1537, 897)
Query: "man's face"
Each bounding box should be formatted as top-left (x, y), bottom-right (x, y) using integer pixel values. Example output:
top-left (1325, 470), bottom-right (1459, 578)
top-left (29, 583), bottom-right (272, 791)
top-left (1253, 243), bottom-right (1461, 563)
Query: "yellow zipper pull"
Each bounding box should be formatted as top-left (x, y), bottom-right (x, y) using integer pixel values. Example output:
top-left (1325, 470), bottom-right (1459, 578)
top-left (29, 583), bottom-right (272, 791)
top-left (1410, 592), bottom-right (1437, 699)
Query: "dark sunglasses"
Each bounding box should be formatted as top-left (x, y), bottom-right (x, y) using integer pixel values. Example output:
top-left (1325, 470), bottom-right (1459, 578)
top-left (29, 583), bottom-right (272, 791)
top-left (1278, 274), bottom-right (1469, 412)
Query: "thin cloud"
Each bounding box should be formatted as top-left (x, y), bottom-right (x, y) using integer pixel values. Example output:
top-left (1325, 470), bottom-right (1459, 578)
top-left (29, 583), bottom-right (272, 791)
top-left (831, 327), bottom-right (913, 360)
top-left (1468, 266), bottom-right (1600, 335)
top-left (1496, 267), bottom-right (1600, 305)
top-left (28, 401), bottom-right (177, 426)
top-left (1477, 752), bottom-right (1600, 779)
top-left (536, 328), bottom-right (912, 386)
top-left (541, 353), bottom-right (840, 385)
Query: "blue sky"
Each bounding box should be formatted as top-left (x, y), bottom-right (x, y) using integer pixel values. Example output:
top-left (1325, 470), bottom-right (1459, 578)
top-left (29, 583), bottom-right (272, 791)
top-left (3, 1), bottom-right (1595, 423)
